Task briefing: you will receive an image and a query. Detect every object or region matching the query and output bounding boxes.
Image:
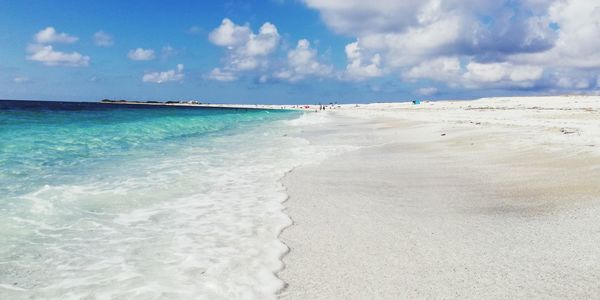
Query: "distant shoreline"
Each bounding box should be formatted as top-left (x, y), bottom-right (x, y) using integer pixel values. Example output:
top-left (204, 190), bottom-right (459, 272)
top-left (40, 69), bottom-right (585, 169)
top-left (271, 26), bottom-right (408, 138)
top-left (0, 98), bottom-right (327, 111)
top-left (101, 100), bottom-right (266, 109)
top-left (100, 100), bottom-right (324, 111)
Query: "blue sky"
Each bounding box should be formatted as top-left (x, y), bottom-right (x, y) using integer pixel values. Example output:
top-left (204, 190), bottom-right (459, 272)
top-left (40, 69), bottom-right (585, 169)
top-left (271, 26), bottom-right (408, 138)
top-left (1, 0), bottom-right (599, 103)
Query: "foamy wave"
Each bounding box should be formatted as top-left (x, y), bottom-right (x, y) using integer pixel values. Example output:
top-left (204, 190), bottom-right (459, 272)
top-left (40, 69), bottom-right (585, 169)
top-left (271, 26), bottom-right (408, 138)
top-left (285, 111), bottom-right (333, 126)
top-left (0, 113), bottom-right (348, 299)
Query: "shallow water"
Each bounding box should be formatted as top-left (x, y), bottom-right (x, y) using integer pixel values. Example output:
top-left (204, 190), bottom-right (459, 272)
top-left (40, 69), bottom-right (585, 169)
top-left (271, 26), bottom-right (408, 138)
top-left (0, 100), bottom-right (320, 299)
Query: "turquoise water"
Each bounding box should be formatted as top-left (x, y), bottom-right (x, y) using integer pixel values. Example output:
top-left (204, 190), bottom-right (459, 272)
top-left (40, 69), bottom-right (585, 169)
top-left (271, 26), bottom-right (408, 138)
top-left (0, 101), bottom-right (295, 197)
top-left (0, 100), bottom-right (309, 299)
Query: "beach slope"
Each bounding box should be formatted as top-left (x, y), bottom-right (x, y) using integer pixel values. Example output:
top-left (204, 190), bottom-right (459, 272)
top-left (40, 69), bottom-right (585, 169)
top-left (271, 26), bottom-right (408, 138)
top-left (280, 96), bottom-right (600, 299)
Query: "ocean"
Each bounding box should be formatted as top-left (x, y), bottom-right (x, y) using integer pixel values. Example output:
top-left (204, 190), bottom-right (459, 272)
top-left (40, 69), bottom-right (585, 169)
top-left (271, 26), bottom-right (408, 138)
top-left (0, 100), bottom-right (320, 299)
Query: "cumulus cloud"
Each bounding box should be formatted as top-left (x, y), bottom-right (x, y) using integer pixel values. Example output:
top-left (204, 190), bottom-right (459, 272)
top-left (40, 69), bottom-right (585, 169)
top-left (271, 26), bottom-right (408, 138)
top-left (462, 62), bottom-right (544, 87)
top-left (209, 19), bottom-right (252, 48)
top-left (28, 26), bottom-right (90, 67)
top-left (93, 31), bottom-right (114, 47)
top-left (512, 1), bottom-right (600, 68)
top-left (302, 0), bottom-right (600, 92)
top-left (208, 18), bottom-right (280, 80)
top-left (208, 68), bottom-right (238, 82)
top-left (27, 44), bottom-right (90, 67)
top-left (304, 0), bottom-right (556, 60)
top-left (404, 57), bottom-right (462, 83)
top-left (274, 39), bottom-right (332, 82)
top-left (34, 27), bottom-right (78, 44)
top-left (142, 64), bottom-right (184, 83)
top-left (555, 76), bottom-right (590, 89)
top-left (344, 40), bottom-right (383, 80)
top-left (128, 48), bottom-right (155, 61)
top-left (404, 57), bottom-right (544, 88)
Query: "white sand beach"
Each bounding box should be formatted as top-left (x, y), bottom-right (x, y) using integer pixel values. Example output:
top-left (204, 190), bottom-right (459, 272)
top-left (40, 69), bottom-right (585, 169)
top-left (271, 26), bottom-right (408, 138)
top-left (279, 96), bottom-right (600, 299)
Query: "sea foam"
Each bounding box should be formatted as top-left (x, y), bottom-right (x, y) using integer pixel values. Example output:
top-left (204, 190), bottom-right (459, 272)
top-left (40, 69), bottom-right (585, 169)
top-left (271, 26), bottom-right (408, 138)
top-left (0, 102), bottom-right (338, 299)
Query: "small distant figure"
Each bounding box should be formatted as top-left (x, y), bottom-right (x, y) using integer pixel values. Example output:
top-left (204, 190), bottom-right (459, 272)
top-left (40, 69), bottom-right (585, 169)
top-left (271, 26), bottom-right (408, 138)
top-left (412, 100), bottom-right (421, 105)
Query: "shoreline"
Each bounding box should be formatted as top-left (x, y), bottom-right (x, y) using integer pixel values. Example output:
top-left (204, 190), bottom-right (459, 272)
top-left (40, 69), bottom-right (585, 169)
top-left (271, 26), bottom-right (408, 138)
top-left (0, 104), bottom-right (316, 299)
top-left (99, 101), bottom-right (285, 110)
top-left (278, 96), bottom-right (600, 298)
top-left (99, 100), bottom-right (323, 111)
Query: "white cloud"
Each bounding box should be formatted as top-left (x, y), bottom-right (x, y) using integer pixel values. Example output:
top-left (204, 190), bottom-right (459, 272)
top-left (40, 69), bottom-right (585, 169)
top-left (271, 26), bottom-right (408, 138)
top-left (404, 57), bottom-right (461, 83)
top-left (187, 26), bottom-right (203, 35)
top-left (303, 0), bottom-right (555, 58)
top-left (93, 31), bottom-right (114, 47)
top-left (208, 68), bottom-right (238, 82)
top-left (142, 64), bottom-right (184, 83)
top-left (303, 0), bottom-right (477, 67)
top-left (416, 87), bottom-right (438, 96)
top-left (464, 63), bottom-right (513, 83)
top-left (209, 18), bottom-right (252, 48)
top-left (303, 0), bottom-right (423, 35)
top-left (28, 27), bottom-right (89, 67)
top-left (208, 18), bottom-right (280, 80)
top-left (404, 58), bottom-right (545, 88)
top-left (356, 11), bottom-right (464, 68)
top-left (128, 48), bottom-right (155, 61)
top-left (27, 44), bottom-right (90, 67)
top-left (344, 40), bottom-right (383, 80)
top-left (243, 22), bottom-right (279, 57)
top-left (556, 76), bottom-right (590, 89)
top-left (288, 40), bottom-right (332, 76)
top-left (302, 0), bottom-right (586, 90)
top-left (34, 27), bottom-right (78, 44)
top-left (511, 1), bottom-right (600, 69)
top-left (463, 62), bottom-right (544, 84)
top-left (274, 39), bottom-right (332, 82)
top-left (508, 65), bottom-right (545, 82)
top-left (161, 45), bottom-right (178, 58)
top-left (13, 76), bottom-right (30, 83)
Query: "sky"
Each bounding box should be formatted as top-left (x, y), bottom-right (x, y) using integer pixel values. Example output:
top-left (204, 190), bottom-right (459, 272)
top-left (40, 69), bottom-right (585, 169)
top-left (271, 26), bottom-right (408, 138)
top-left (1, 0), bottom-right (600, 104)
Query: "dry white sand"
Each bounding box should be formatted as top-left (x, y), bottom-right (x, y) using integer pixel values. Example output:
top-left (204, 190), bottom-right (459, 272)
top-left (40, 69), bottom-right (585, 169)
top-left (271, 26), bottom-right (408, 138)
top-left (279, 96), bottom-right (600, 299)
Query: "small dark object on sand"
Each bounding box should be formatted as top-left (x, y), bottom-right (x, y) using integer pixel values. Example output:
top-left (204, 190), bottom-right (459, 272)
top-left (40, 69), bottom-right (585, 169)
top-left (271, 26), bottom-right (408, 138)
top-left (560, 128), bottom-right (577, 135)
top-left (441, 133), bottom-right (446, 136)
